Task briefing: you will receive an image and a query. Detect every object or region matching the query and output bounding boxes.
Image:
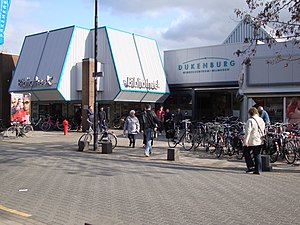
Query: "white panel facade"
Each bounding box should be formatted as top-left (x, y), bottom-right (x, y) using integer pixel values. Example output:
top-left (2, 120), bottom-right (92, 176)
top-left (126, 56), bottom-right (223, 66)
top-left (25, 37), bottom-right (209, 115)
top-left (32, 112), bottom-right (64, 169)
top-left (36, 27), bottom-right (74, 92)
top-left (58, 27), bottom-right (90, 101)
top-left (164, 43), bottom-right (244, 85)
top-left (106, 28), bottom-right (146, 93)
top-left (10, 25), bottom-right (170, 103)
top-left (114, 91), bottom-right (146, 102)
top-left (98, 28), bottom-right (121, 101)
top-left (9, 32), bottom-right (48, 92)
top-left (246, 42), bottom-right (300, 87)
top-left (142, 93), bottom-right (165, 103)
top-left (133, 34), bottom-right (169, 94)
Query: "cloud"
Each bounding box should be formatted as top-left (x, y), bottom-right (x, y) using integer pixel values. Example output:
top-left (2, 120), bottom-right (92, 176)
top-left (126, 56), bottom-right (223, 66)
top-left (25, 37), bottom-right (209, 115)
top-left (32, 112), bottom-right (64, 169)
top-left (99, 0), bottom-right (246, 52)
top-left (1, 0), bottom-right (44, 53)
top-left (3, 0), bottom-right (248, 54)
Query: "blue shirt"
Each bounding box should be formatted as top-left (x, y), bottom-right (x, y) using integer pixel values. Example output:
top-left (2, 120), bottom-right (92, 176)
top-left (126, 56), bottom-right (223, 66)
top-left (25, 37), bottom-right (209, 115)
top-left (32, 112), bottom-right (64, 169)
top-left (260, 110), bottom-right (270, 124)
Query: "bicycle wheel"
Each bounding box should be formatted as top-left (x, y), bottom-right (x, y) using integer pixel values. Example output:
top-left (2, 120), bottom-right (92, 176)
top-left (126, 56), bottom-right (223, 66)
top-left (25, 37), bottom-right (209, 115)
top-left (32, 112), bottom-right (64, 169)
top-left (98, 132), bottom-right (118, 150)
top-left (168, 138), bottom-right (177, 148)
top-left (270, 141), bottom-right (279, 163)
top-left (41, 122), bottom-right (51, 131)
top-left (236, 146), bottom-right (244, 160)
top-left (225, 139), bottom-right (234, 156)
top-left (107, 133), bottom-right (117, 149)
top-left (182, 133), bottom-right (194, 151)
top-left (215, 145), bottom-right (223, 158)
top-left (284, 141), bottom-right (296, 164)
top-left (295, 139), bottom-right (300, 159)
top-left (23, 125), bottom-right (34, 136)
top-left (57, 123), bottom-right (64, 130)
top-left (78, 133), bottom-right (92, 145)
top-left (6, 126), bottom-right (17, 138)
top-left (193, 134), bottom-right (201, 149)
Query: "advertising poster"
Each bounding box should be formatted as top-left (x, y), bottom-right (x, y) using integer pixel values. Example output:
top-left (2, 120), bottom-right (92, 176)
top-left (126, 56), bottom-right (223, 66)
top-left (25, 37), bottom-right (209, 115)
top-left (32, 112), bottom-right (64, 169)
top-left (286, 97), bottom-right (300, 124)
top-left (11, 93), bottom-right (31, 124)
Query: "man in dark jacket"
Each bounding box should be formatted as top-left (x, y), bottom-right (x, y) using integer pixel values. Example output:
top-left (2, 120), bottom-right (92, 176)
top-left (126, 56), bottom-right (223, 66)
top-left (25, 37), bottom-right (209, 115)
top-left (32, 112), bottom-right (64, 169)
top-left (140, 104), bottom-right (160, 157)
top-left (98, 106), bottom-right (107, 132)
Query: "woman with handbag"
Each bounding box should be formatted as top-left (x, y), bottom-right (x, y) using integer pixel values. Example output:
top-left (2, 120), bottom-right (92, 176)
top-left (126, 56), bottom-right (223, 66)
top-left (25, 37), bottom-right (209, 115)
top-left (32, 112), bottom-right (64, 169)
top-left (243, 107), bottom-right (266, 175)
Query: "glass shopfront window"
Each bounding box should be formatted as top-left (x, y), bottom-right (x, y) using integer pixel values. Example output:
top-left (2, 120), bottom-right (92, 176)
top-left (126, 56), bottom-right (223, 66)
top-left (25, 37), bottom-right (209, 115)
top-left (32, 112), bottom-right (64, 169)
top-left (252, 97), bottom-right (283, 123)
top-left (166, 90), bottom-right (193, 116)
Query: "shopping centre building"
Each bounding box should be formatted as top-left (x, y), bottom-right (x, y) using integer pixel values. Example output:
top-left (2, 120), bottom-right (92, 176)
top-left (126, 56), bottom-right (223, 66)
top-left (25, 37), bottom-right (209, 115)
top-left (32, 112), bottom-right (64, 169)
top-left (8, 25), bottom-right (169, 125)
top-left (6, 20), bottom-right (300, 125)
top-left (164, 20), bottom-right (300, 123)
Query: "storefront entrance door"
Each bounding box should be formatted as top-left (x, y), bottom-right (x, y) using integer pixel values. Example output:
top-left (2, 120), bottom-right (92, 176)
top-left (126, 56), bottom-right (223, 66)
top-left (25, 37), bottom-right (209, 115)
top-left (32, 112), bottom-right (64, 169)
top-left (195, 91), bottom-right (237, 121)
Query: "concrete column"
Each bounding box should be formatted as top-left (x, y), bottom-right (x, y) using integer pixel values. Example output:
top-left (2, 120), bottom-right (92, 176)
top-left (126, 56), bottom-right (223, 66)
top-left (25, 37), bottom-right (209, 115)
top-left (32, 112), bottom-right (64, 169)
top-left (82, 58), bottom-right (95, 131)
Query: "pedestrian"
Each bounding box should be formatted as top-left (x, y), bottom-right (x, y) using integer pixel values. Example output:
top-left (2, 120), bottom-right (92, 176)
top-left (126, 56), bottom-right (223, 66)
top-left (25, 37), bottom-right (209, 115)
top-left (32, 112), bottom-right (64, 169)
top-left (243, 107), bottom-right (265, 175)
top-left (140, 104), bottom-right (160, 157)
top-left (87, 106), bottom-right (94, 122)
top-left (123, 110), bottom-right (140, 148)
top-left (74, 108), bottom-right (82, 131)
top-left (174, 108), bottom-right (183, 127)
top-left (257, 106), bottom-right (270, 125)
top-left (98, 106), bottom-right (107, 132)
top-left (164, 108), bottom-right (172, 132)
top-left (156, 106), bottom-right (165, 135)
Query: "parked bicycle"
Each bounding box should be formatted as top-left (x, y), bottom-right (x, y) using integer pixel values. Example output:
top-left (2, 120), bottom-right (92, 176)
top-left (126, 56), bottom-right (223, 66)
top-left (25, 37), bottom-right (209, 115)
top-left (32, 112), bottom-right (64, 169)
top-left (31, 117), bottom-right (43, 130)
top-left (215, 122), bottom-right (246, 159)
top-left (78, 119), bottom-right (118, 149)
top-left (5, 120), bottom-right (34, 138)
top-left (41, 115), bottom-right (71, 131)
top-left (167, 119), bottom-right (194, 150)
top-left (112, 116), bottom-right (125, 129)
top-left (265, 123), bottom-right (297, 164)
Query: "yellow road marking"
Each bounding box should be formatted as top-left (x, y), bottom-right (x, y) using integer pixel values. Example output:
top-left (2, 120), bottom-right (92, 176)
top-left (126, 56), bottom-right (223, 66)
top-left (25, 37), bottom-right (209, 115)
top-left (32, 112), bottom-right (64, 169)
top-left (0, 205), bottom-right (32, 217)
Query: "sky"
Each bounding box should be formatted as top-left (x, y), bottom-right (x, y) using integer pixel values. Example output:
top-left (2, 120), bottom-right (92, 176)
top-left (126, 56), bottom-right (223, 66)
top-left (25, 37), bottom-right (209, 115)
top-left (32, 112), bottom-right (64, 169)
top-left (1, 0), bottom-right (248, 55)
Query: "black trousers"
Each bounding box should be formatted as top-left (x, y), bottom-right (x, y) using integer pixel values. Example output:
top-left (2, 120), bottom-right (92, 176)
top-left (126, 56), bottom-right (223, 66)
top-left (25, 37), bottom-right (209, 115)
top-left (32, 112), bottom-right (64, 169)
top-left (128, 134), bottom-right (136, 147)
top-left (244, 145), bottom-right (262, 172)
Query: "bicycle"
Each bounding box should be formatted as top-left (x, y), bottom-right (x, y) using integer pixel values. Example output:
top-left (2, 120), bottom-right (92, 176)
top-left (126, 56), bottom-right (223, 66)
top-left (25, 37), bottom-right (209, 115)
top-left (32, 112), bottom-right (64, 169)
top-left (78, 119), bottom-right (118, 150)
top-left (216, 122), bottom-right (246, 159)
top-left (167, 119), bottom-right (194, 151)
top-left (263, 123), bottom-right (296, 164)
top-left (31, 117), bottom-right (43, 130)
top-left (112, 116), bottom-right (125, 129)
top-left (5, 121), bottom-right (34, 138)
top-left (41, 115), bottom-right (71, 131)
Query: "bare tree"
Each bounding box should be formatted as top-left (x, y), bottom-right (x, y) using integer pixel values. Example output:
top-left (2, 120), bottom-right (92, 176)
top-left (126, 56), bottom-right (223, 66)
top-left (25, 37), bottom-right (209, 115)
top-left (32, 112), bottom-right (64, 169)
top-left (235, 0), bottom-right (300, 64)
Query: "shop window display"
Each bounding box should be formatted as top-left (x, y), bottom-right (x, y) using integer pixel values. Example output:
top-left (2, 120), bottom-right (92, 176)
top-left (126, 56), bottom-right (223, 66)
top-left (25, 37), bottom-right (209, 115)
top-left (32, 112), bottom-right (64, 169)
top-left (252, 97), bottom-right (283, 123)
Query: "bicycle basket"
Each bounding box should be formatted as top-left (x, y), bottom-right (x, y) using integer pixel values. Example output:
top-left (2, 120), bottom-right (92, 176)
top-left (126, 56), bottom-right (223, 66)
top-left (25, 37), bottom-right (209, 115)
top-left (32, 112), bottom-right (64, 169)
top-left (166, 129), bottom-right (175, 139)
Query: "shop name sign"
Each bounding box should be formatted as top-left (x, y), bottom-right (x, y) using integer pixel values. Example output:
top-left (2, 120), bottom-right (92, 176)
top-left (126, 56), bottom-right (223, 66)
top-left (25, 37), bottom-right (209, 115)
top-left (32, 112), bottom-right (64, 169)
top-left (18, 75), bottom-right (53, 88)
top-left (123, 77), bottom-right (159, 90)
top-left (178, 57), bottom-right (236, 74)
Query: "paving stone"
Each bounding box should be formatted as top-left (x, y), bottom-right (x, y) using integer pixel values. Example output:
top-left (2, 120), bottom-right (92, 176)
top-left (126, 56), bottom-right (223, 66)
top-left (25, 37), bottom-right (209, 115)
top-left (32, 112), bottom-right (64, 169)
top-left (0, 130), bottom-right (299, 225)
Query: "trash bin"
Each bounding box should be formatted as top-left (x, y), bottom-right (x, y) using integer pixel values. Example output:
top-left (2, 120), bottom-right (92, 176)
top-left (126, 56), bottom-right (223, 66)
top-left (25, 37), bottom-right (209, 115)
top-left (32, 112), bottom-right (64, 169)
top-left (102, 141), bottom-right (112, 154)
top-left (78, 141), bottom-right (89, 151)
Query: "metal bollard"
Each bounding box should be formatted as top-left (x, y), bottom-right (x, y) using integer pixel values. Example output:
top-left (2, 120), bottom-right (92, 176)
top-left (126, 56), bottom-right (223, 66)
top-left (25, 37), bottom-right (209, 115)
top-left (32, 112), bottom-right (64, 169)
top-left (102, 141), bottom-right (112, 154)
top-left (261, 155), bottom-right (272, 171)
top-left (167, 148), bottom-right (179, 161)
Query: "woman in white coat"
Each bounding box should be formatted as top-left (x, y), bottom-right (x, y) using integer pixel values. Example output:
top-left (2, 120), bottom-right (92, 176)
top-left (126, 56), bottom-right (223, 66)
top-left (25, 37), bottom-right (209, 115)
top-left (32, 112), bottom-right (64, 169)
top-left (243, 107), bottom-right (265, 175)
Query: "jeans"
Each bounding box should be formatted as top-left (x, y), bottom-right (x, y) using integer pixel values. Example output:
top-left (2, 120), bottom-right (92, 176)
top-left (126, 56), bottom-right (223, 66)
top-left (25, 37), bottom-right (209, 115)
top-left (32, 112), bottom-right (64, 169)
top-left (144, 128), bottom-right (153, 155)
top-left (244, 145), bottom-right (262, 172)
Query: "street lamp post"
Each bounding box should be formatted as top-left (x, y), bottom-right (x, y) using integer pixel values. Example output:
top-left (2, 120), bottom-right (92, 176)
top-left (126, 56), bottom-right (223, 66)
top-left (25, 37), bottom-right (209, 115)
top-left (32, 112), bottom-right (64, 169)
top-left (93, 0), bottom-right (98, 151)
